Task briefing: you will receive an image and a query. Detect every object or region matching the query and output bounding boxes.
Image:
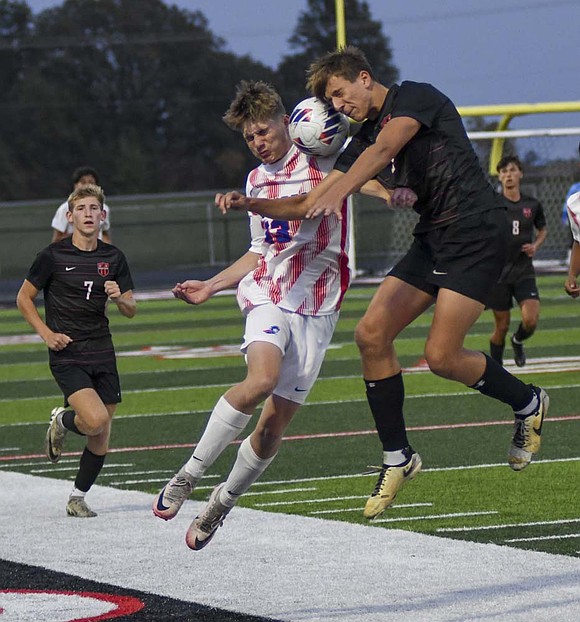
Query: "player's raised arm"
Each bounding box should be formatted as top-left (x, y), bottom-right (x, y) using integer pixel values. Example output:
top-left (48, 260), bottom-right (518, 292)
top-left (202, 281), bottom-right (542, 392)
top-left (304, 116), bottom-right (420, 219)
top-left (217, 170), bottom-right (344, 220)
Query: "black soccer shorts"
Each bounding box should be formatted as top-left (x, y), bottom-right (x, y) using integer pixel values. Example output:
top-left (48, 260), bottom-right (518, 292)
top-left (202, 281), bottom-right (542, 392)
top-left (389, 209), bottom-right (508, 305)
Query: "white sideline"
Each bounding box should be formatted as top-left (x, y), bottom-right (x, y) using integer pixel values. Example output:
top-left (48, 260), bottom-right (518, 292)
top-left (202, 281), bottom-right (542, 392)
top-left (1, 471), bottom-right (579, 622)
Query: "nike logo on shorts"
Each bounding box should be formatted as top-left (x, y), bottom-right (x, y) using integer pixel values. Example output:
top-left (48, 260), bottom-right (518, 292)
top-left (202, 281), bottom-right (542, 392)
top-left (65, 266), bottom-right (77, 271)
top-left (432, 269), bottom-right (447, 275)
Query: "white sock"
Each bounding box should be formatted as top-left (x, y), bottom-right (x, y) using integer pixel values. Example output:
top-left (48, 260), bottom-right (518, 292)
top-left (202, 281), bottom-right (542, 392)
top-left (515, 391), bottom-right (539, 417)
top-left (384, 449), bottom-right (408, 466)
top-left (70, 487), bottom-right (86, 499)
top-left (184, 396), bottom-right (252, 479)
top-left (219, 437), bottom-right (276, 508)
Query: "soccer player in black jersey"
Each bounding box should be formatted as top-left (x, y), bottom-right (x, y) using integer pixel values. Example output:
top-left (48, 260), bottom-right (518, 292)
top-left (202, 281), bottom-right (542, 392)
top-left (488, 156), bottom-right (547, 367)
top-left (17, 184), bottom-right (136, 518)
top-left (219, 46), bottom-right (550, 519)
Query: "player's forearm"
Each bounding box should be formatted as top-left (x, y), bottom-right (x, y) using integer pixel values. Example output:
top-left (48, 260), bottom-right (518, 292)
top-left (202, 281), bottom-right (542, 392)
top-left (16, 295), bottom-right (52, 341)
top-left (330, 143), bottom-right (392, 199)
top-left (569, 242), bottom-right (580, 279)
top-left (245, 194), bottom-right (311, 220)
top-left (535, 228), bottom-right (547, 249)
top-left (114, 294), bottom-right (137, 318)
top-left (206, 251), bottom-right (260, 292)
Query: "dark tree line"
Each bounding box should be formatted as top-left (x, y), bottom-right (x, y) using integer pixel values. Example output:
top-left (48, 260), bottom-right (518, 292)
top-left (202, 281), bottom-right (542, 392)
top-left (0, 0), bottom-right (398, 199)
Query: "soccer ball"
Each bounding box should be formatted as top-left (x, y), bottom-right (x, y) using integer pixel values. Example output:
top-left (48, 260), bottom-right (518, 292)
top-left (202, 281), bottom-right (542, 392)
top-left (288, 97), bottom-right (349, 157)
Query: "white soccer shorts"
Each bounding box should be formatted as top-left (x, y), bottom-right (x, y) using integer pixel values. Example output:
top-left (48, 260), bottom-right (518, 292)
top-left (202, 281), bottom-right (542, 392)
top-left (241, 303), bottom-right (339, 404)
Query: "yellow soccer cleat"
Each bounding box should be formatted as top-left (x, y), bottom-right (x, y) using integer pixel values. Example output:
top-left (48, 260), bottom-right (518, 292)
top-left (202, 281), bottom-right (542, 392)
top-left (508, 387), bottom-right (549, 471)
top-left (363, 451), bottom-right (422, 520)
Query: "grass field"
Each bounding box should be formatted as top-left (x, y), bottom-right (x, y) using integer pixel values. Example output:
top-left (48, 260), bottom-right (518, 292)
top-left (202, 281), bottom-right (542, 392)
top-left (1, 274), bottom-right (579, 558)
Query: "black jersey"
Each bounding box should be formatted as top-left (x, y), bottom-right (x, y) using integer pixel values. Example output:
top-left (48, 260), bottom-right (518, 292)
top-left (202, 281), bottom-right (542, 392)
top-left (26, 238), bottom-right (134, 343)
top-left (498, 192), bottom-right (546, 283)
top-left (336, 81), bottom-right (504, 233)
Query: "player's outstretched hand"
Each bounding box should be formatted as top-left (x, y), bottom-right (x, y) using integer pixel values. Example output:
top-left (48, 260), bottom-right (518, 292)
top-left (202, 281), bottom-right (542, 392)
top-left (215, 191), bottom-right (248, 215)
top-left (564, 276), bottom-right (580, 298)
top-left (45, 331), bottom-right (72, 351)
top-left (390, 187), bottom-right (418, 208)
top-left (305, 190), bottom-right (344, 220)
top-left (172, 280), bottom-right (212, 305)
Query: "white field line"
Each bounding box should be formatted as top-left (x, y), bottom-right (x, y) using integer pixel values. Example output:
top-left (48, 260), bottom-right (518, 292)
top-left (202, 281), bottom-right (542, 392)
top-left (3, 361), bottom-right (580, 404)
top-left (505, 533), bottom-right (580, 543)
top-left (437, 518), bottom-right (580, 532)
top-left (242, 487), bottom-right (317, 497)
top-left (309, 503), bottom-right (434, 515)
top-left (373, 511), bottom-right (499, 524)
top-left (29, 463), bottom-right (134, 474)
top-left (256, 495), bottom-right (370, 508)
top-left (4, 382), bottom-right (580, 427)
top-left (78, 456), bottom-right (580, 488)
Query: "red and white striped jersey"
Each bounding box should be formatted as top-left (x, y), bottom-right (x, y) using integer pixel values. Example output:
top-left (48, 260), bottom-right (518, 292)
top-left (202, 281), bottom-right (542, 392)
top-left (237, 145), bottom-right (350, 316)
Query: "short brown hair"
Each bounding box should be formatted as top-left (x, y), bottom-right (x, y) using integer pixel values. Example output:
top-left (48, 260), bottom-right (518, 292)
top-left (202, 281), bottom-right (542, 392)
top-left (306, 46), bottom-right (376, 100)
top-left (222, 80), bottom-right (286, 131)
top-left (67, 184), bottom-right (105, 211)
top-left (496, 155), bottom-right (522, 173)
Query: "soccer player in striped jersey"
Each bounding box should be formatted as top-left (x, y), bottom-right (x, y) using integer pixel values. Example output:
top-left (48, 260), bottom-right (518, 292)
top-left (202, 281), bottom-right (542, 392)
top-left (17, 184), bottom-right (136, 517)
top-left (153, 80), bottom-right (389, 549)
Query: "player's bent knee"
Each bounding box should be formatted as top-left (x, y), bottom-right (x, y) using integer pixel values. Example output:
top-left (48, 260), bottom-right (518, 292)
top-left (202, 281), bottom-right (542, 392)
top-left (424, 347), bottom-right (455, 378)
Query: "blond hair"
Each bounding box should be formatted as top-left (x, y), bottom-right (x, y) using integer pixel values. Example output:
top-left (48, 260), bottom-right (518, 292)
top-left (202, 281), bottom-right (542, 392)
top-left (222, 80), bottom-right (286, 131)
top-left (307, 46), bottom-right (376, 100)
top-left (67, 183), bottom-right (105, 211)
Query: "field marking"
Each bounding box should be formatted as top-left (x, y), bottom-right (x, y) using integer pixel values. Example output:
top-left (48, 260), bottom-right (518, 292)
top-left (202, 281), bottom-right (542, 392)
top-left (2, 415), bottom-right (579, 462)
top-left (255, 495), bottom-right (370, 507)
top-left (309, 502), bottom-right (433, 515)
top-left (29, 463), bottom-right (134, 474)
top-left (242, 487), bottom-right (317, 497)
top-left (55, 456), bottom-right (580, 489)
top-left (3, 373), bottom-right (580, 404)
top-left (437, 518), bottom-right (580, 532)
top-left (373, 511), bottom-right (499, 523)
top-left (505, 533), bottom-right (580, 543)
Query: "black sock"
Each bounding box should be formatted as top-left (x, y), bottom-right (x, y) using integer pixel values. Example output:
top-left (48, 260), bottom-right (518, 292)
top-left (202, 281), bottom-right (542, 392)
top-left (469, 354), bottom-right (533, 411)
top-left (74, 447), bottom-right (106, 493)
top-left (364, 372), bottom-right (408, 451)
top-left (62, 410), bottom-right (85, 436)
top-left (513, 322), bottom-right (534, 342)
top-left (489, 342), bottom-right (505, 365)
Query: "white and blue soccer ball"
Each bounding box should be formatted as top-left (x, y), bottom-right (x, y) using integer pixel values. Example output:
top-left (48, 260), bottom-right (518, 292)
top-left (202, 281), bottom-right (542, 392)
top-left (288, 97), bottom-right (349, 157)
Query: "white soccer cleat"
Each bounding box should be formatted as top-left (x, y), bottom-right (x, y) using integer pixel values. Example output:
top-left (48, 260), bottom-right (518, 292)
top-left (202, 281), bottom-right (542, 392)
top-left (153, 467), bottom-right (198, 520)
top-left (185, 483), bottom-right (231, 551)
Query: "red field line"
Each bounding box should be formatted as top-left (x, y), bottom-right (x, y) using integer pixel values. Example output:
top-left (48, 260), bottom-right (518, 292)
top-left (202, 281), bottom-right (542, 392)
top-left (1, 415), bottom-right (579, 463)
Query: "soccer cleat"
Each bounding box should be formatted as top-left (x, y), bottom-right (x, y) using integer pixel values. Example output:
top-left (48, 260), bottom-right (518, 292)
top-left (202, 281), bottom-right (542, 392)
top-left (185, 483), bottom-right (231, 551)
top-left (153, 467), bottom-right (198, 520)
top-left (363, 451), bottom-right (422, 520)
top-left (45, 407), bottom-right (69, 463)
top-left (511, 334), bottom-right (526, 367)
top-left (508, 387), bottom-right (549, 471)
top-left (66, 496), bottom-right (97, 518)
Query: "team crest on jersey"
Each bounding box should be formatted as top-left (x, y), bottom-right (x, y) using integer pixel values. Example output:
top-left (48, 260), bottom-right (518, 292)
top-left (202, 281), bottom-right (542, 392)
top-left (523, 208), bottom-right (532, 218)
top-left (97, 262), bottom-right (110, 277)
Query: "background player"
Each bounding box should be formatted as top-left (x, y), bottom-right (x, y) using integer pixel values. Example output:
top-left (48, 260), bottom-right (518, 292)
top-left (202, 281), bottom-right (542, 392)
top-left (488, 156), bottom-right (547, 367)
top-left (17, 184), bottom-right (136, 517)
top-left (51, 166), bottom-right (112, 243)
